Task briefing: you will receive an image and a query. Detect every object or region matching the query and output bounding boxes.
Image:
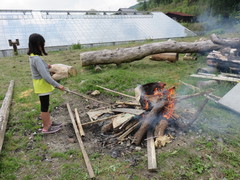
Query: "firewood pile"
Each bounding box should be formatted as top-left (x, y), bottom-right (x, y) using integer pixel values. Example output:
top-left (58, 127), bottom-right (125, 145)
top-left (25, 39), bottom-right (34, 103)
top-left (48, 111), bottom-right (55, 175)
top-left (206, 48), bottom-right (240, 74)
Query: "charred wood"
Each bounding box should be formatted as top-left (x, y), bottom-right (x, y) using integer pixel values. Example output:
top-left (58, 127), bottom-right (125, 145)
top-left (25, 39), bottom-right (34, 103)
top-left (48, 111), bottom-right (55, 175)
top-left (132, 100), bottom-right (167, 145)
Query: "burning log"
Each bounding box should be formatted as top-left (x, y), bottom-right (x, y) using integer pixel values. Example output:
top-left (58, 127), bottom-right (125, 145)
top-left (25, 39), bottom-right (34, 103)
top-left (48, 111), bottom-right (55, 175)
top-left (132, 100), bottom-right (168, 145)
top-left (154, 119), bottom-right (169, 147)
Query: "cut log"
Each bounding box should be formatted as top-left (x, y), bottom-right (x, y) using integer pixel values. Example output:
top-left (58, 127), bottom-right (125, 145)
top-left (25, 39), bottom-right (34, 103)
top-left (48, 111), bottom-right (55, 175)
top-left (0, 80), bottom-right (14, 152)
top-left (66, 103), bottom-right (95, 179)
top-left (149, 53), bottom-right (178, 62)
top-left (49, 64), bottom-right (77, 80)
top-left (147, 131), bottom-right (157, 172)
top-left (80, 38), bottom-right (223, 66)
top-left (183, 53), bottom-right (197, 60)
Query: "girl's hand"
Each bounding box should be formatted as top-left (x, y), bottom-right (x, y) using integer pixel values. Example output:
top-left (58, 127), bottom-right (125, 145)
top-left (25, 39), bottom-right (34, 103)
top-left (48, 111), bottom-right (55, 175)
top-left (58, 85), bottom-right (65, 91)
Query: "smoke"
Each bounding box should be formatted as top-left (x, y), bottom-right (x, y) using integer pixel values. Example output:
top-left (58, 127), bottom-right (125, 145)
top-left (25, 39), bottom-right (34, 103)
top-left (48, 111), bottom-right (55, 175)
top-left (197, 11), bottom-right (240, 34)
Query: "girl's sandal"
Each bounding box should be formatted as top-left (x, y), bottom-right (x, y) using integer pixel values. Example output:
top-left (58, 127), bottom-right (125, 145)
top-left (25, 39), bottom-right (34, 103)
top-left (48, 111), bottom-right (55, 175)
top-left (41, 126), bottom-right (61, 134)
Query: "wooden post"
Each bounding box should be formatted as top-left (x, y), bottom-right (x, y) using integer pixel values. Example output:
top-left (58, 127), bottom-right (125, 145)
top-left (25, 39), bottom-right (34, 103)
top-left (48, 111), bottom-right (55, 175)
top-left (66, 103), bottom-right (95, 179)
top-left (74, 108), bottom-right (85, 137)
top-left (0, 80), bottom-right (14, 152)
top-left (147, 130), bottom-right (157, 171)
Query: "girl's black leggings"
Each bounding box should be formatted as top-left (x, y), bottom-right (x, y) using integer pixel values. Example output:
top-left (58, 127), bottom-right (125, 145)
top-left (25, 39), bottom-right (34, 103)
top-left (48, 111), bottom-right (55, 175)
top-left (39, 95), bottom-right (49, 112)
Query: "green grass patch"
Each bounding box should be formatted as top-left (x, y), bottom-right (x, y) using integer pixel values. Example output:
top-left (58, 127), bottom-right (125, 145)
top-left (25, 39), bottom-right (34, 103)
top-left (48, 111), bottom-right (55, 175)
top-left (1, 35), bottom-right (240, 179)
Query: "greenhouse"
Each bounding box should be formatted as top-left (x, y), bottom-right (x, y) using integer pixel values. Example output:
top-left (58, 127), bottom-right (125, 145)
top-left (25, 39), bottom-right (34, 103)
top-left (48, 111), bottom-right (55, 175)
top-left (0, 9), bottom-right (195, 57)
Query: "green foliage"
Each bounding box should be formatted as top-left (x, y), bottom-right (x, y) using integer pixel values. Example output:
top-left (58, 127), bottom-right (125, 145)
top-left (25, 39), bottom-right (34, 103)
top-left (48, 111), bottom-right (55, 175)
top-left (71, 42), bottom-right (82, 50)
top-left (137, 0), bottom-right (240, 22)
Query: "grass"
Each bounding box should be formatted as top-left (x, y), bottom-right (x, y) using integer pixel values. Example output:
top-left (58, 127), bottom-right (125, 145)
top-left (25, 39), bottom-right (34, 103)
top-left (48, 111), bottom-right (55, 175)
top-left (1, 35), bottom-right (240, 179)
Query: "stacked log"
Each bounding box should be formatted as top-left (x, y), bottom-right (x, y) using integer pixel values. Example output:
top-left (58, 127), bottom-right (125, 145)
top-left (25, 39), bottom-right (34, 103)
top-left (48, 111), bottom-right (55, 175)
top-left (206, 50), bottom-right (240, 74)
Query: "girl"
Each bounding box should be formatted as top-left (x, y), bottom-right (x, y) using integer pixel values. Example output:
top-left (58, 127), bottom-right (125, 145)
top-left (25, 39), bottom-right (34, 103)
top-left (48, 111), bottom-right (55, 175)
top-left (28, 33), bottom-right (65, 134)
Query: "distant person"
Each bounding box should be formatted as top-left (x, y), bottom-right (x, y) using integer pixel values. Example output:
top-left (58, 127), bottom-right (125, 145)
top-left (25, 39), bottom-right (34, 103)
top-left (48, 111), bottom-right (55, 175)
top-left (27, 33), bottom-right (65, 134)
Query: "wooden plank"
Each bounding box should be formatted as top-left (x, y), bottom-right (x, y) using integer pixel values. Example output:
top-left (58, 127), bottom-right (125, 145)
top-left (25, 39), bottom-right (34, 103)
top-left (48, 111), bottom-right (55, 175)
top-left (112, 113), bottom-right (135, 129)
top-left (112, 108), bottom-right (145, 115)
top-left (115, 101), bottom-right (141, 106)
top-left (0, 80), bottom-right (14, 152)
top-left (74, 108), bottom-right (85, 137)
top-left (147, 131), bottom-right (157, 172)
top-left (221, 72), bottom-right (240, 78)
top-left (219, 83), bottom-right (240, 114)
top-left (82, 114), bottom-right (119, 126)
top-left (190, 73), bottom-right (240, 82)
top-left (117, 122), bottom-right (139, 141)
top-left (87, 108), bottom-right (112, 121)
top-left (66, 103), bottom-right (95, 179)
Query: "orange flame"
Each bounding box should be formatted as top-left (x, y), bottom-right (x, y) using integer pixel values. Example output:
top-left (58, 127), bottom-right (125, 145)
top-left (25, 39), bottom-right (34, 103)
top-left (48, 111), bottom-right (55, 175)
top-left (163, 87), bottom-right (175, 119)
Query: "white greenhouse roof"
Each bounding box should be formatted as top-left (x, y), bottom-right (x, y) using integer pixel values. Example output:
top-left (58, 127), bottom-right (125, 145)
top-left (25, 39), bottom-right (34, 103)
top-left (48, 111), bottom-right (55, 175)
top-left (0, 9), bottom-right (195, 51)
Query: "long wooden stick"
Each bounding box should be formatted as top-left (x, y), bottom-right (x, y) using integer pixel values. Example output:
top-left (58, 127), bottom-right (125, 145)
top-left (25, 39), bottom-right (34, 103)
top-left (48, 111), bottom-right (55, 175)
top-left (176, 91), bottom-right (208, 101)
top-left (74, 108), bottom-right (85, 137)
top-left (186, 98), bottom-right (209, 128)
top-left (66, 103), bottom-right (95, 179)
top-left (0, 80), bottom-right (14, 152)
top-left (65, 89), bottom-right (110, 105)
top-left (96, 85), bottom-right (136, 99)
top-left (179, 80), bottom-right (221, 103)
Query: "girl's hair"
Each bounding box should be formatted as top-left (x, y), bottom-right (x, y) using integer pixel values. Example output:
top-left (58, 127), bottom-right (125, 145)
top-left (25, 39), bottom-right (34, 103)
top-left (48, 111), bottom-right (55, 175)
top-left (27, 33), bottom-right (48, 56)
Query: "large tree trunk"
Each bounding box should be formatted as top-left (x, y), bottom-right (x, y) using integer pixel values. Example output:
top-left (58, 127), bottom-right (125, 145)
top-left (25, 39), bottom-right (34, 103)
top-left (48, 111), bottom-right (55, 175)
top-left (80, 34), bottom-right (240, 66)
top-left (80, 40), bottom-right (222, 66)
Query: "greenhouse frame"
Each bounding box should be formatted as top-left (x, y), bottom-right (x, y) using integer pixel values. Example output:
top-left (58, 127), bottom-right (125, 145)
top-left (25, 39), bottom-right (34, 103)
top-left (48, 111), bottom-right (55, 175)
top-left (0, 9), bottom-right (195, 57)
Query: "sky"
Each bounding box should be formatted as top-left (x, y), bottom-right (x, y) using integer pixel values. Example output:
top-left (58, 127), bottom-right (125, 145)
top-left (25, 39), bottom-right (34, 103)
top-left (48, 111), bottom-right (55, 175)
top-left (0, 0), bottom-right (138, 11)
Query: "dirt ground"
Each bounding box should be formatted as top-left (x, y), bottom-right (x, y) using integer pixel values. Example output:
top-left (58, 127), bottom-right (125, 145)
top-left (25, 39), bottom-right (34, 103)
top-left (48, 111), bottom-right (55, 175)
top-left (43, 91), bottom-right (199, 164)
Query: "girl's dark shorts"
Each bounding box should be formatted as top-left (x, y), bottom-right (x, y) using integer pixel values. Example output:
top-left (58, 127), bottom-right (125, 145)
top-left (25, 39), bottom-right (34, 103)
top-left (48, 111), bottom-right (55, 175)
top-left (39, 95), bottom-right (49, 112)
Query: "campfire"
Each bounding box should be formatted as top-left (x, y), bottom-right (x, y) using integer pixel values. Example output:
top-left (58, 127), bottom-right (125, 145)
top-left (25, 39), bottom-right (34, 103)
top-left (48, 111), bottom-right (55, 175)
top-left (98, 81), bottom-right (209, 148)
top-left (67, 81), bottom-right (213, 173)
